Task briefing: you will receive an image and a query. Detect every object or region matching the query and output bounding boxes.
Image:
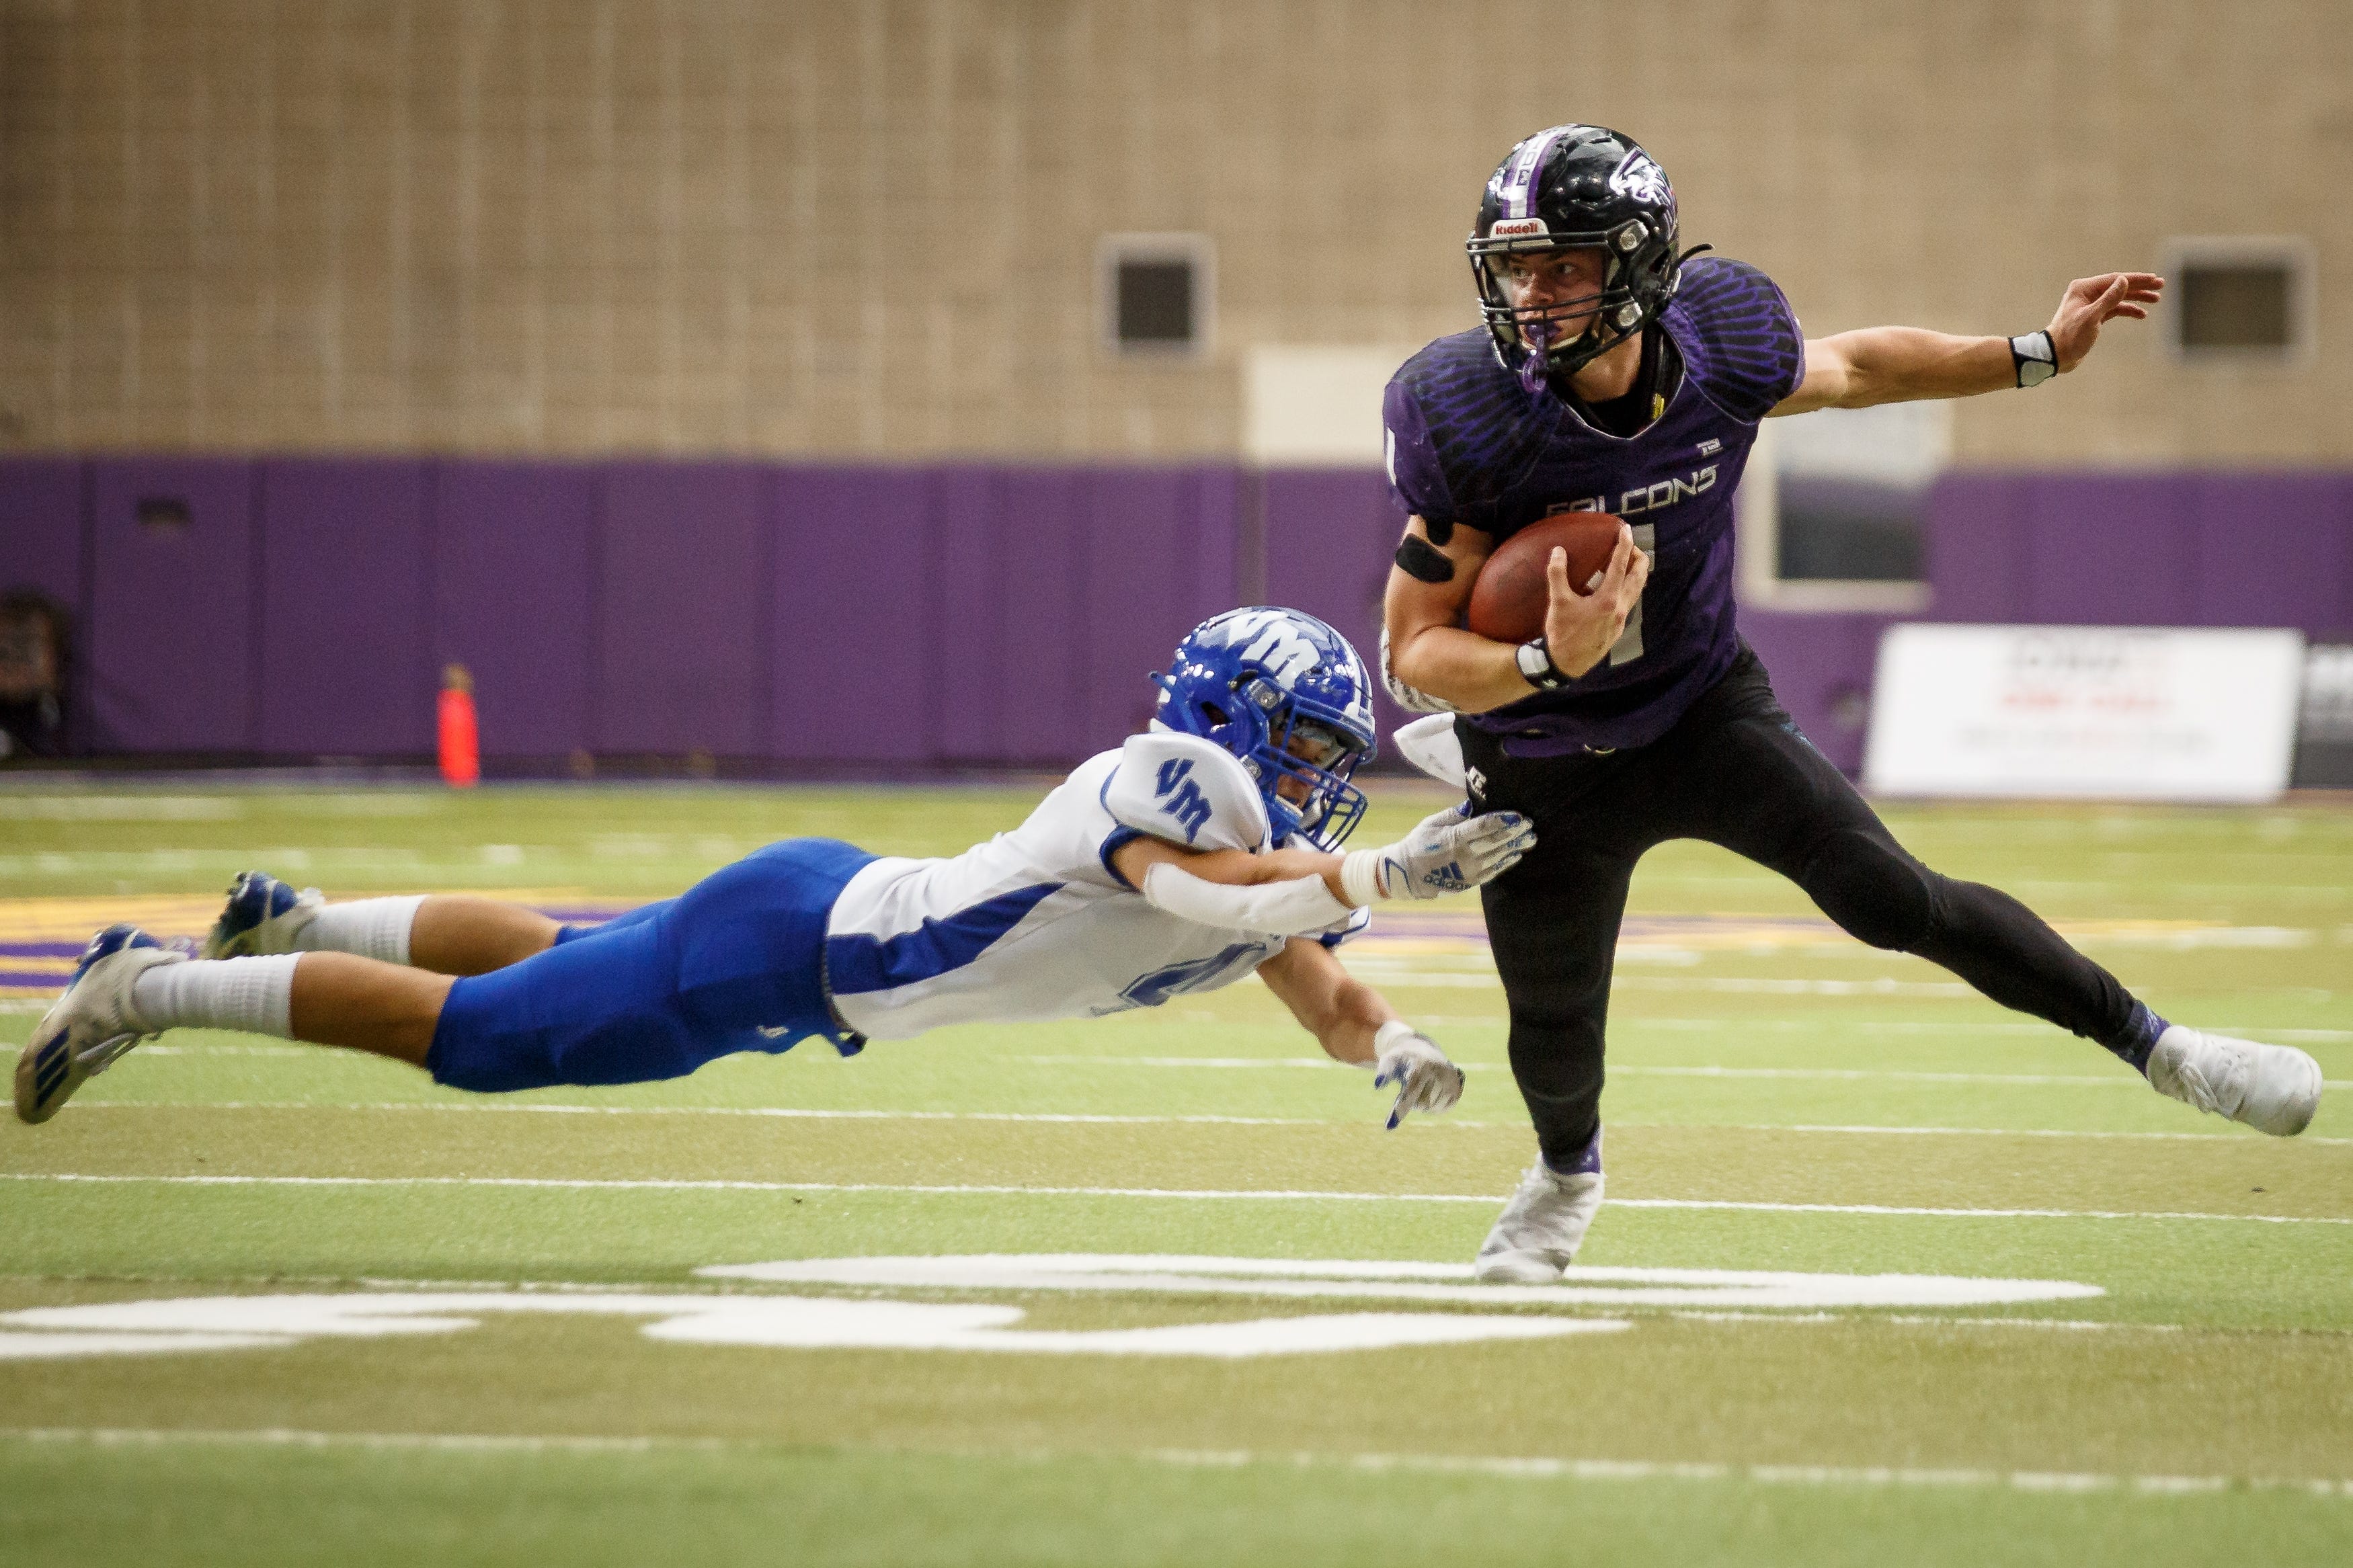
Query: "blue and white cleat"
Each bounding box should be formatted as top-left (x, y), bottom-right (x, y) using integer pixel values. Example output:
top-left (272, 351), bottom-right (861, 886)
top-left (2148, 1025), bottom-right (2323, 1137)
top-left (14, 924), bottom-right (184, 1124)
top-left (202, 871), bottom-right (323, 960)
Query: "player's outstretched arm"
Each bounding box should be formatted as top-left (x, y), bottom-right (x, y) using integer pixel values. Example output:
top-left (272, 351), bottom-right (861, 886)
top-left (1258, 938), bottom-right (1464, 1128)
top-left (1110, 805), bottom-right (1535, 931)
top-left (1771, 271), bottom-right (2163, 415)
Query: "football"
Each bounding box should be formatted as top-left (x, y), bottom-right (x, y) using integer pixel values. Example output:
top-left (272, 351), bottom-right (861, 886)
top-left (1464, 511), bottom-right (1628, 643)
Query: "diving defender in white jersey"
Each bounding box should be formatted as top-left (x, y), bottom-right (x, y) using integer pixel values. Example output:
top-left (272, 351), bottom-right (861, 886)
top-left (17, 608), bottom-right (1535, 1130)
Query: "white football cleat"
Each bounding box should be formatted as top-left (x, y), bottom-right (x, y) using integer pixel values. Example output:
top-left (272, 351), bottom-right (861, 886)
top-left (1475, 1138), bottom-right (1605, 1283)
top-left (15, 924), bottom-right (183, 1124)
top-left (201, 870), bottom-right (324, 959)
top-left (2146, 1024), bottom-right (2323, 1137)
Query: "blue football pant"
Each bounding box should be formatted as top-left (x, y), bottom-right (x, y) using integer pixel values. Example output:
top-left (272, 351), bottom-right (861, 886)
top-left (425, 837), bottom-right (871, 1093)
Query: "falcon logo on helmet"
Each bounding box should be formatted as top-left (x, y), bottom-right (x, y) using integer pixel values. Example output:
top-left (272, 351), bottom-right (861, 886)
top-left (1467, 124), bottom-right (1700, 390)
top-left (1150, 607), bottom-right (1377, 852)
top-left (1607, 150), bottom-right (1672, 208)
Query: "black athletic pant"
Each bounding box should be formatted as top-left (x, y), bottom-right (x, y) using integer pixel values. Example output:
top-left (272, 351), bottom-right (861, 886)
top-left (1460, 644), bottom-right (2144, 1171)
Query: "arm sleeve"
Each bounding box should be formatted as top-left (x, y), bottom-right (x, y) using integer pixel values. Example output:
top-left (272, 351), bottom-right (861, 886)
top-left (1313, 903), bottom-right (1372, 949)
top-left (1140, 861), bottom-right (1356, 937)
top-left (1100, 733), bottom-right (1270, 854)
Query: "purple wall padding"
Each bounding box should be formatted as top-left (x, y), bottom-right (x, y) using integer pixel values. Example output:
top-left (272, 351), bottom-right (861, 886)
top-left (773, 467), bottom-right (936, 763)
top-left (256, 459), bottom-right (433, 755)
top-left (2188, 473), bottom-right (2353, 634)
top-left (1919, 474), bottom-right (2036, 624)
top-left (43, 456), bottom-right (2353, 770)
top-left (432, 462), bottom-right (599, 757)
top-left (1082, 468), bottom-right (1246, 750)
top-left (932, 466), bottom-right (1012, 764)
top-left (596, 462), bottom-right (770, 756)
top-left (2021, 475), bottom-right (2200, 626)
top-left (1925, 472), bottom-right (2353, 636)
top-left (0, 458), bottom-right (85, 608)
top-left (989, 470), bottom-right (1094, 763)
top-left (87, 458), bottom-right (259, 751)
top-left (1261, 469), bottom-right (1413, 750)
top-left (1737, 608), bottom-right (1898, 774)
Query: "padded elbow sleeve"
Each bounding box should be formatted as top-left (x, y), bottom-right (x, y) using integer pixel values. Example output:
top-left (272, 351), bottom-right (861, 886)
top-left (1140, 862), bottom-right (1355, 936)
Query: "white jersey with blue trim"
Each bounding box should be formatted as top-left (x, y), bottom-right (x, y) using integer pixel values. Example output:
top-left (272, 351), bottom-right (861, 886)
top-left (822, 732), bottom-right (1368, 1041)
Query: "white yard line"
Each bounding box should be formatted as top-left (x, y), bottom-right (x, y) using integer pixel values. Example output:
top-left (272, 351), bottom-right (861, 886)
top-left (58, 1100), bottom-right (2353, 1145)
top-left (5, 1171), bottom-right (2346, 1225)
top-left (1015, 1055), bottom-right (2353, 1089)
top-left (1148, 1446), bottom-right (2353, 1498)
top-left (2, 1427), bottom-right (2345, 1498)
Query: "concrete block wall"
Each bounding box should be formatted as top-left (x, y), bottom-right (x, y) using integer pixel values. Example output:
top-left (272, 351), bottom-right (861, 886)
top-left (3, 0), bottom-right (2349, 466)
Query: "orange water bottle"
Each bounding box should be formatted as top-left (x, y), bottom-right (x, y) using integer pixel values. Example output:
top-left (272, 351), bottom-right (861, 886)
top-left (438, 663), bottom-right (480, 788)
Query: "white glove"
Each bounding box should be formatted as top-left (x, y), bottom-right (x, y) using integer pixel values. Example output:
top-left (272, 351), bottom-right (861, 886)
top-left (1371, 1020), bottom-right (1465, 1130)
top-left (1341, 804), bottom-right (1535, 904)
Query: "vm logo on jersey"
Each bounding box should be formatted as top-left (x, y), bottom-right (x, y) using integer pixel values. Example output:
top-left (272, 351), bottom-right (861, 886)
top-left (1154, 758), bottom-right (1213, 843)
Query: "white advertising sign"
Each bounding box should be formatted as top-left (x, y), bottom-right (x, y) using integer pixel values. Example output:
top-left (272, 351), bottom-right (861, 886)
top-left (1864, 625), bottom-right (2306, 802)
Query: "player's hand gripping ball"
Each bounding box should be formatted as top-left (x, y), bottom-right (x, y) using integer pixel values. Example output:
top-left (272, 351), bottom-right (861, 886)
top-left (1464, 511), bottom-right (1627, 643)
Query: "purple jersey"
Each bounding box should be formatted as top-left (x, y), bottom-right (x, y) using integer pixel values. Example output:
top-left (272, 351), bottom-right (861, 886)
top-left (1384, 255), bottom-right (1806, 755)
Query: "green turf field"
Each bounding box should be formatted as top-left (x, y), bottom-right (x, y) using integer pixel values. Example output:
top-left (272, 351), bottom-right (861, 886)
top-left (3, 780), bottom-right (2350, 1567)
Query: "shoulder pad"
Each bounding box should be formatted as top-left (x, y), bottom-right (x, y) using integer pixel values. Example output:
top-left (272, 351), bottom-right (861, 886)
top-left (1103, 733), bottom-right (1271, 853)
top-left (1665, 255), bottom-right (1806, 423)
top-left (1387, 329), bottom-right (1546, 532)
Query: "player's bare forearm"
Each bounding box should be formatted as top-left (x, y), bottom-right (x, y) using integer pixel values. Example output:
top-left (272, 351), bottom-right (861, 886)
top-left (1259, 939), bottom-right (1395, 1065)
top-left (1386, 613), bottom-right (1539, 714)
top-left (1774, 327), bottom-right (2012, 413)
top-left (1383, 518), bottom-right (1542, 714)
top-left (1772, 272), bottom-right (2163, 415)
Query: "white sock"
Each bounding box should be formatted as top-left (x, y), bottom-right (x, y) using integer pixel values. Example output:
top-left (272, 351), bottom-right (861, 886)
top-left (131, 955), bottom-right (301, 1038)
top-left (295, 895), bottom-right (426, 965)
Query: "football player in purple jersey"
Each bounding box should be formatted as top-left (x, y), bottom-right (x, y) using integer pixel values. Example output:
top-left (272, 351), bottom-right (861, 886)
top-left (1378, 124), bottom-right (2324, 1282)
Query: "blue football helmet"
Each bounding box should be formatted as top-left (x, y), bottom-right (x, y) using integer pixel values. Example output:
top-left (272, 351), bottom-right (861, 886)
top-left (1152, 607), bottom-right (1378, 851)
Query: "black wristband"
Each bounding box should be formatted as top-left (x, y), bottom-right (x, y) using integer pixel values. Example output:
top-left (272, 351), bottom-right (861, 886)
top-left (2010, 330), bottom-right (2057, 388)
